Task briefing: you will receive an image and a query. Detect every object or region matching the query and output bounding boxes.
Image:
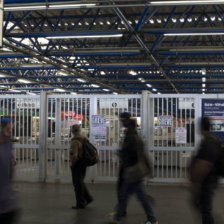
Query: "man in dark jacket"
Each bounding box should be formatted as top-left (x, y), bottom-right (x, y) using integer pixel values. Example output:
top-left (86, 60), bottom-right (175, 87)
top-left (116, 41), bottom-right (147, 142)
top-left (190, 117), bottom-right (220, 224)
top-left (111, 113), bottom-right (158, 224)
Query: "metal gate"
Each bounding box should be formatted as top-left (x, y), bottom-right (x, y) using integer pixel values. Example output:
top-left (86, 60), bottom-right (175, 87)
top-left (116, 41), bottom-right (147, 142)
top-left (0, 95), bottom-right (40, 181)
top-left (45, 94), bottom-right (142, 182)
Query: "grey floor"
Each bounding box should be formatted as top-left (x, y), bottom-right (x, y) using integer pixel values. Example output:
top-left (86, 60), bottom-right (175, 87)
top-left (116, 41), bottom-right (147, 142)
top-left (14, 182), bottom-right (224, 224)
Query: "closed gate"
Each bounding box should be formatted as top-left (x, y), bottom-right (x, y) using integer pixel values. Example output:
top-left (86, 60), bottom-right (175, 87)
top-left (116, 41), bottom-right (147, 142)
top-left (0, 95), bottom-right (40, 181)
top-left (148, 94), bottom-right (199, 182)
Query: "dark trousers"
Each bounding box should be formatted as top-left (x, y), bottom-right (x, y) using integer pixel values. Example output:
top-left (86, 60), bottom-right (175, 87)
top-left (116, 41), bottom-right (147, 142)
top-left (115, 180), bottom-right (157, 223)
top-left (71, 162), bottom-right (92, 207)
top-left (192, 175), bottom-right (218, 224)
top-left (0, 210), bottom-right (19, 224)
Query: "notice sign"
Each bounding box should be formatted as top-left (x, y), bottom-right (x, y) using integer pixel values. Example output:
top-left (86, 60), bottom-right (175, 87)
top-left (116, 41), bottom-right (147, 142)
top-left (91, 115), bottom-right (106, 141)
top-left (175, 127), bottom-right (187, 144)
top-left (157, 116), bottom-right (173, 127)
top-left (202, 99), bottom-right (224, 141)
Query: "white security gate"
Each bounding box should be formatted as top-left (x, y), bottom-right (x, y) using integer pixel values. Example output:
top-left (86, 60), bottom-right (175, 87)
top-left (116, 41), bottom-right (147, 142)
top-left (94, 95), bottom-right (142, 181)
top-left (0, 95), bottom-right (40, 181)
top-left (46, 95), bottom-right (91, 181)
top-left (148, 94), bottom-right (199, 182)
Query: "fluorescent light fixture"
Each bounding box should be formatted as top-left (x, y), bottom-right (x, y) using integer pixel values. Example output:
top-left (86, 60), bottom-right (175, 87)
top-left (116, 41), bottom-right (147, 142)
top-left (71, 92), bottom-right (77, 95)
top-left (91, 84), bottom-right (100, 88)
top-left (164, 32), bottom-right (224, 37)
top-left (202, 88), bottom-right (206, 91)
top-left (113, 92), bottom-right (118, 95)
top-left (0, 74), bottom-right (6, 78)
top-left (202, 77), bottom-right (206, 82)
top-left (18, 78), bottom-right (31, 84)
top-left (158, 92), bottom-right (161, 95)
top-left (77, 78), bottom-right (86, 83)
top-left (49, 3), bottom-right (96, 9)
top-left (0, 85), bottom-right (6, 88)
top-left (146, 84), bottom-right (152, 88)
top-left (202, 84), bottom-right (206, 87)
top-left (100, 71), bottom-right (106, 75)
top-left (46, 34), bottom-right (123, 40)
top-left (152, 88), bottom-right (157, 91)
top-left (103, 89), bottom-right (110, 92)
top-left (27, 92), bottom-right (36, 95)
top-left (58, 71), bottom-right (69, 76)
top-left (5, 5), bottom-right (47, 11)
top-left (129, 70), bottom-right (137, 76)
top-left (10, 89), bottom-right (21, 93)
top-left (149, 1), bottom-right (224, 6)
top-left (55, 88), bottom-right (66, 92)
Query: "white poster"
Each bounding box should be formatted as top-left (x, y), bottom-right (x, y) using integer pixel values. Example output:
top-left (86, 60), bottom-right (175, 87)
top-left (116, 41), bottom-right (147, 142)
top-left (157, 115), bottom-right (173, 127)
top-left (91, 115), bottom-right (106, 141)
top-left (175, 127), bottom-right (187, 144)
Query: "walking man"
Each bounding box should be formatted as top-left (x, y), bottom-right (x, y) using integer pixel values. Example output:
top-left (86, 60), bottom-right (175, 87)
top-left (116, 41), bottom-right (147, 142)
top-left (111, 113), bottom-right (158, 224)
top-left (70, 124), bottom-right (93, 209)
top-left (190, 117), bottom-right (220, 224)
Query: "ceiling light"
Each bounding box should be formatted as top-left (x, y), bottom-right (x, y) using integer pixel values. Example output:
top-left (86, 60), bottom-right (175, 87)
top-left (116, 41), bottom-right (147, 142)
top-left (152, 88), bottom-right (157, 91)
top-left (0, 85), bottom-right (6, 88)
top-left (107, 21), bottom-right (111, 25)
top-left (49, 3), bottom-right (96, 9)
top-left (149, 1), bottom-right (224, 6)
top-left (58, 71), bottom-right (69, 76)
top-left (18, 78), bottom-right (31, 84)
top-left (113, 92), bottom-right (118, 95)
top-left (203, 17), bottom-right (208, 22)
top-left (78, 22), bottom-right (82, 26)
top-left (27, 92), bottom-right (36, 95)
top-left (91, 84), bottom-right (100, 88)
top-left (201, 69), bottom-right (206, 75)
top-left (187, 17), bottom-right (192, 22)
top-left (46, 34), bottom-right (123, 39)
top-left (202, 88), bottom-right (206, 91)
top-left (158, 92), bottom-right (161, 95)
top-left (157, 19), bottom-right (162, 23)
top-left (218, 17), bottom-right (222, 21)
top-left (103, 89), bottom-right (110, 92)
top-left (77, 78), bottom-right (86, 83)
top-left (211, 16), bottom-right (216, 21)
top-left (172, 18), bottom-right (177, 23)
top-left (71, 92), bottom-right (77, 95)
top-left (146, 84), bottom-right (152, 88)
top-left (164, 32), bottom-right (224, 36)
top-left (202, 77), bottom-right (206, 82)
top-left (202, 84), bottom-right (206, 87)
top-left (5, 5), bottom-right (47, 11)
top-left (100, 71), bottom-right (106, 75)
top-left (10, 89), bottom-right (21, 93)
top-left (149, 19), bottom-right (154, 24)
top-left (129, 70), bottom-right (137, 76)
top-left (55, 88), bottom-right (66, 92)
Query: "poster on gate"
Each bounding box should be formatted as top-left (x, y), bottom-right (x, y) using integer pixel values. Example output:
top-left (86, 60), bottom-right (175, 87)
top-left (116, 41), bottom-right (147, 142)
top-left (175, 127), bottom-right (187, 144)
top-left (91, 115), bottom-right (106, 141)
top-left (157, 115), bottom-right (173, 127)
top-left (202, 99), bottom-right (224, 141)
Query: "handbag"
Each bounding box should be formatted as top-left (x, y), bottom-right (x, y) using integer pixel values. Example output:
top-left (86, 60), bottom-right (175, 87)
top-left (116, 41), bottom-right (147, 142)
top-left (124, 138), bottom-right (152, 183)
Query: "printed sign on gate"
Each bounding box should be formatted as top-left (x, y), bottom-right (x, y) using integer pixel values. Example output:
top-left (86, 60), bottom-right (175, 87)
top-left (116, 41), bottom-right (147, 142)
top-left (91, 115), bottom-right (106, 141)
top-left (157, 115), bottom-right (173, 127)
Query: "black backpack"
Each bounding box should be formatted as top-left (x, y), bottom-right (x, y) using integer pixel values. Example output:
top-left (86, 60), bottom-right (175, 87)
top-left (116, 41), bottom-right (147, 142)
top-left (216, 141), bottom-right (224, 177)
top-left (81, 138), bottom-right (99, 167)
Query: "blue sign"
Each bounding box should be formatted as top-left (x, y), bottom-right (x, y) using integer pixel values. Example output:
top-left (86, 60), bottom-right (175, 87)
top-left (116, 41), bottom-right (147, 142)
top-left (202, 99), bottom-right (224, 141)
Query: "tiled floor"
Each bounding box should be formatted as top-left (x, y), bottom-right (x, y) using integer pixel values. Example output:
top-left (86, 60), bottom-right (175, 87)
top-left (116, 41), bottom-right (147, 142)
top-left (13, 182), bottom-right (224, 224)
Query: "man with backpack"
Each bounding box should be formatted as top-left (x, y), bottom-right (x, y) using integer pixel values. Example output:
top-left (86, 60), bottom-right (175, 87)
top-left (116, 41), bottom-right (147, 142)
top-left (70, 124), bottom-right (94, 209)
top-left (190, 117), bottom-right (221, 224)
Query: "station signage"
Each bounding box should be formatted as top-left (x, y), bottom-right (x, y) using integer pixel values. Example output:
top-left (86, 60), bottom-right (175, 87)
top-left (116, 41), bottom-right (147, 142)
top-left (100, 99), bottom-right (128, 109)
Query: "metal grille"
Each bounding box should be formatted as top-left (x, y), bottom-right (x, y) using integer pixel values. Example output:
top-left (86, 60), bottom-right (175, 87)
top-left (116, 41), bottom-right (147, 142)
top-left (95, 95), bottom-right (142, 181)
top-left (46, 95), bottom-right (90, 180)
top-left (0, 95), bottom-right (40, 180)
top-left (149, 95), bottom-right (196, 181)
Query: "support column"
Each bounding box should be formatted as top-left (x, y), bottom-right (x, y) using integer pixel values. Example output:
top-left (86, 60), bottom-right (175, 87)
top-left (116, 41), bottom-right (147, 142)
top-left (141, 91), bottom-right (150, 149)
top-left (39, 91), bottom-right (47, 182)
